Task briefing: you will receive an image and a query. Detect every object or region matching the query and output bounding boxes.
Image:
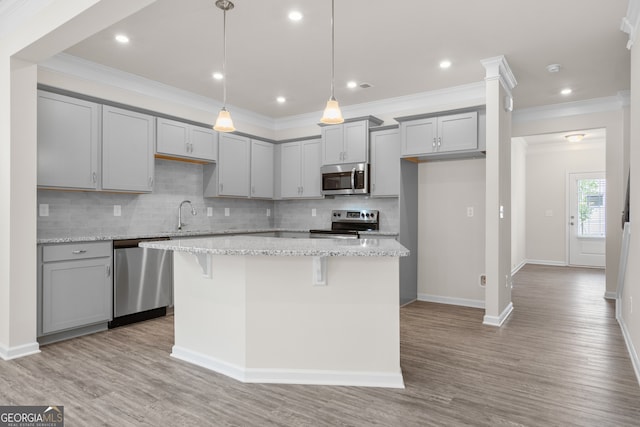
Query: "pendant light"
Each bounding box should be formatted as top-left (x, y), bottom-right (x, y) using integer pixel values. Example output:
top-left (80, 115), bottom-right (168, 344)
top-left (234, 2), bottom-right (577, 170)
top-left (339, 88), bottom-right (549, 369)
top-left (213, 0), bottom-right (235, 132)
top-left (320, 0), bottom-right (344, 124)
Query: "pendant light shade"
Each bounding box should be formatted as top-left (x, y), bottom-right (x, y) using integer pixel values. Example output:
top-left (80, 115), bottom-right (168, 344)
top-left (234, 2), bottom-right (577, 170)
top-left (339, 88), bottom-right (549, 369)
top-left (320, 0), bottom-right (344, 124)
top-left (213, 0), bottom-right (235, 132)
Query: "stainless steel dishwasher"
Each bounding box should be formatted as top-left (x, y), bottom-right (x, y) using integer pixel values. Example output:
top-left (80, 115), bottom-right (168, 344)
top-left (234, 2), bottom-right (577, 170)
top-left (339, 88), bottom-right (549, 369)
top-left (109, 237), bottom-right (172, 328)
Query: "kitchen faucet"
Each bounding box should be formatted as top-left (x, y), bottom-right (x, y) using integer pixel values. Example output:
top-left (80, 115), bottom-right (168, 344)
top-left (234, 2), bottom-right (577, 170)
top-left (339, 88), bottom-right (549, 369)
top-left (178, 200), bottom-right (197, 230)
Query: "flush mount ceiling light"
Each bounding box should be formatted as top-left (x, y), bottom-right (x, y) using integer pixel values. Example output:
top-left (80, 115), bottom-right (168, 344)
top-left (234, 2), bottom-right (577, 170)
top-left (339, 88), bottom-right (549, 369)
top-left (288, 11), bottom-right (303, 21)
top-left (213, 0), bottom-right (235, 133)
top-left (561, 88), bottom-right (573, 96)
top-left (439, 59), bottom-right (452, 69)
top-left (565, 133), bottom-right (585, 142)
top-left (320, 0), bottom-right (344, 125)
top-left (115, 34), bottom-right (129, 44)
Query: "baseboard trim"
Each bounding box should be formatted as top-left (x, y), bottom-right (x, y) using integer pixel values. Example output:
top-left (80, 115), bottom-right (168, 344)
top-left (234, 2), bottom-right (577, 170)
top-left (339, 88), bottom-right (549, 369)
top-left (526, 259), bottom-right (567, 267)
top-left (604, 291), bottom-right (617, 300)
top-left (483, 302), bottom-right (514, 327)
top-left (511, 260), bottom-right (527, 275)
top-left (0, 341), bottom-right (40, 361)
top-left (618, 314), bottom-right (640, 387)
top-left (171, 346), bottom-right (405, 389)
top-left (417, 294), bottom-right (485, 309)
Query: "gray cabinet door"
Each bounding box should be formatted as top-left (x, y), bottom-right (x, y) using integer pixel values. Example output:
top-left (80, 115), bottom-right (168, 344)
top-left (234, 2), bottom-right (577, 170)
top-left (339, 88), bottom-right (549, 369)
top-left (250, 140), bottom-right (274, 198)
top-left (321, 125), bottom-right (343, 165)
top-left (371, 129), bottom-right (400, 197)
top-left (438, 111), bottom-right (478, 152)
top-left (301, 139), bottom-right (322, 198)
top-left (156, 117), bottom-right (189, 157)
top-left (401, 117), bottom-right (437, 156)
top-left (218, 133), bottom-right (250, 197)
top-left (343, 120), bottom-right (368, 163)
top-left (190, 126), bottom-right (217, 161)
top-left (102, 105), bottom-right (155, 192)
top-left (42, 258), bottom-right (111, 334)
top-left (280, 142), bottom-right (302, 198)
top-left (37, 91), bottom-right (100, 189)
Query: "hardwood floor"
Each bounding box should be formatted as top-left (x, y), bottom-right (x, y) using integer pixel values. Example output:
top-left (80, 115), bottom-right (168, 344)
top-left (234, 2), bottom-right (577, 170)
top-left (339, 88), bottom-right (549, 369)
top-left (2, 264), bottom-right (639, 426)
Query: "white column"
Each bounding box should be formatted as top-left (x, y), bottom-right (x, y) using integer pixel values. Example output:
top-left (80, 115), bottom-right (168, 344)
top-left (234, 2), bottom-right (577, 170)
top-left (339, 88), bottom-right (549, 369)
top-left (481, 56), bottom-right (517, 326)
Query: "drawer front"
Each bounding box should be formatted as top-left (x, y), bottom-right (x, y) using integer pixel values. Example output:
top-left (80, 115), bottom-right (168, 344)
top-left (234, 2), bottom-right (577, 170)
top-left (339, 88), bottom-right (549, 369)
top-left (43, 241), bottom-right (112, 262)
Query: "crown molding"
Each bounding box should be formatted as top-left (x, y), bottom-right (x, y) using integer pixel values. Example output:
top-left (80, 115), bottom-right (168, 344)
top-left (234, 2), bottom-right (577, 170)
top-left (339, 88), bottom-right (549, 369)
top-left (481, 55), bottom-right (518, 96)
top-left (621, 0), bottom-right (640, 49)
top-left (40, 53), bottom-right (278, 130)
top-left (0, 0), bottom-right (54, 41)
top-left (513, 93), bottom-right (628, 124)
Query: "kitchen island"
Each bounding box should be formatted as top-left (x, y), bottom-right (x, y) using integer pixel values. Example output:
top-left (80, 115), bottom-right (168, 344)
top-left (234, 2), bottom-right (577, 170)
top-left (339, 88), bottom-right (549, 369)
top-left (140, 235), bottom-right (409, 388)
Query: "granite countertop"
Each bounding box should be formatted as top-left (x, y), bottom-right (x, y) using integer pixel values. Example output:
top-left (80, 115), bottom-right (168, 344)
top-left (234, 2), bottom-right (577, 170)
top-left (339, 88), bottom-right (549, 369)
top-left (139, 235), bottom-right (409, 257)
top-left (37, 229), bottom-right (399, 244)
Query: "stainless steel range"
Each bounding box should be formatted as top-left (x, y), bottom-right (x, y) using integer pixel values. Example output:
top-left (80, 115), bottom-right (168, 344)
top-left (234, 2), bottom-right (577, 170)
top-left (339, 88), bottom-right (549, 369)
top-left (309, 209), bottom-right (379, 239)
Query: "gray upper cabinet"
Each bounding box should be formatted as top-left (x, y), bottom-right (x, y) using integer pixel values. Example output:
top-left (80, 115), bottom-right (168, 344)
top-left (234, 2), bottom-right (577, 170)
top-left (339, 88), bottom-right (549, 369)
top-left (250, 139), bottom-right (274, 199)
top-left (321, 119), bottom-right (378, 165)
top-left (370, 128), bottom-right (400, 197)
top-left (156, 117), bottom-right (217, 162)
top-left (400, 111), bottom-right (479, 158)
top-left (37, 91), bottom-right (100, 190)
top-left (102, 105), bottom-right (155, 193)
top-left (217, 133), bottom-right (251, 197)
top-left (280, 139), bottom-right (322, 199)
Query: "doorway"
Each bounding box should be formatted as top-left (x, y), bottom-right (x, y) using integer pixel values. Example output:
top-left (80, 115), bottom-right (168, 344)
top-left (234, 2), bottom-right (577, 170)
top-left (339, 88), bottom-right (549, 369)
top-left (568, 172), bottom-right (606, 267)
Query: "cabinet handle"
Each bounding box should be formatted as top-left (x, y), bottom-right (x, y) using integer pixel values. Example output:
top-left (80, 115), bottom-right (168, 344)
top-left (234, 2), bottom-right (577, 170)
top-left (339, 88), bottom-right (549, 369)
top-left (300, 186), bottom-right (303, 195)
top-left (372, 183), bottom-right (376, 192)
top-left (71, 250), bottom-right (87, 254)
top-left (148, 177), bottom-right (154, 188)
top-left (189, 143), bottom-right (194, 153)
top-left (438, 137), bottom-right (441, 147)
top-left (432, 138), bottom-right (436, 149)
top-left (92, 172), bottom-right (97, 184)
top-left (220, 183), bottom-right (224, 193)
top-left (106, 265), bottom-right (111, 277)
top-left (185, 142), bottom-right (190, 153)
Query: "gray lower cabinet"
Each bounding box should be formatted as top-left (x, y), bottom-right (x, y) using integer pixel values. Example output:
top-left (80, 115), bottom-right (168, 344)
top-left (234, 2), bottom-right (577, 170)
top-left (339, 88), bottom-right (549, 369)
top-left (102, 105), bottom-right (155, 192)
top-left (37, 90), bottom-right (100, 190)
top-left (39, 241), bottom-right (112, 341)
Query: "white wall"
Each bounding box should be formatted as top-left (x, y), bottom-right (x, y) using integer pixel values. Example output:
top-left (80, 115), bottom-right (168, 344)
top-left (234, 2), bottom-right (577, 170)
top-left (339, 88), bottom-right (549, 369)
top-left (525, 140), bottom-right (606, 265)
top-left (417, 159), bottom-right (486, 307)
top-left (511, 137), bottom-right (527, 272)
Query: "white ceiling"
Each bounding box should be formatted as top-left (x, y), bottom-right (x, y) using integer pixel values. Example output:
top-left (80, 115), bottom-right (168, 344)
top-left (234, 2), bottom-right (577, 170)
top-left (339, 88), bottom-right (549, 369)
top-left (60, 0), bottom-right (631, 119)
top-left (521, 128), bottom-right (607, 146)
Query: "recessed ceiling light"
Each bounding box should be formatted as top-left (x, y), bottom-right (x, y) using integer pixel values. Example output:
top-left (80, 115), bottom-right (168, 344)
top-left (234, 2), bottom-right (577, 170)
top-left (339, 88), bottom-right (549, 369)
top-left (565, 133), bottom-right (585, 142)
top-left (276, 96), bottom-right (286, 103)
top-left (347, 81), bottom-right (357, 89)
top-left (115, 34), bottom-right (130, 44)
top-left (288, 11), bottom-right (303, 21)
top-left (439, 60), bottom-right (452, 69)
top-left (561, 88), bottom-right (572, 95)
top-left (212, 72), bottom-right (224, 80)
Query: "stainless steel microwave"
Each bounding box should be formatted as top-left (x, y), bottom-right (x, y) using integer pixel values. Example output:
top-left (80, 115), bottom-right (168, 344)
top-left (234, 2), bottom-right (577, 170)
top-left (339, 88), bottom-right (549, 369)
top-left (321, 163), bottom-right (369, 195)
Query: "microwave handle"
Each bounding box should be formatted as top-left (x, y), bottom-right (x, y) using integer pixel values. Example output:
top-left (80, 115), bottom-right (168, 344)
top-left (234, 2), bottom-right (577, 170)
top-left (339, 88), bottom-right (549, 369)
top-left (351, 168), bottom-right (356, 190)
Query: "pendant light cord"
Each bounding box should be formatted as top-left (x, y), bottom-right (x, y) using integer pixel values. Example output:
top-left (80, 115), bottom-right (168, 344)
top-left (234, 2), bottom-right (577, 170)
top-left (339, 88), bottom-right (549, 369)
top-left (222, 5), bottom-right (228, 109)
top-left (330, 0), bottom-right (335, 100)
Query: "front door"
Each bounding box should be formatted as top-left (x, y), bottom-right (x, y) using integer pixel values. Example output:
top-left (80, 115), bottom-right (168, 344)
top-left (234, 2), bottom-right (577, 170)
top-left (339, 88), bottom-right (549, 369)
top-left (568, 172), bottom-right (606, 267)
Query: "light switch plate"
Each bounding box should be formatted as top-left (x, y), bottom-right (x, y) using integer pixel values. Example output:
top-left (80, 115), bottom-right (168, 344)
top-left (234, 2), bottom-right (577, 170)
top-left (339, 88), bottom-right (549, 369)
top-left (207, 207), bottom-right (213, 217)
top-left (312, 208), bottom-right (317, 217)
top-left (39, 204), bottom-right (49, 217)
top-left (266, 208), bottom-right (271, 217)
top-left (224, 207), bottom-right (230, 217)
top-left (113, 205), bottom-right (122, 217)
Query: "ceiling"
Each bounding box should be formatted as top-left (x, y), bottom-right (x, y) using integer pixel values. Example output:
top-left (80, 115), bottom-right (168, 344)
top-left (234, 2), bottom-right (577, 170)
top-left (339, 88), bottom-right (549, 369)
top-left (521, 128), bottom-right (606, 146)
top-left (61, 0), bottom-right (631, 119)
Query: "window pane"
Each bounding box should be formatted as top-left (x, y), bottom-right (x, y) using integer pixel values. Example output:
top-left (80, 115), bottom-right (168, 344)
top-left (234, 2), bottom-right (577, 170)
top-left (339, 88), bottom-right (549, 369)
top-left (577, 178), bottom-right (606, 237)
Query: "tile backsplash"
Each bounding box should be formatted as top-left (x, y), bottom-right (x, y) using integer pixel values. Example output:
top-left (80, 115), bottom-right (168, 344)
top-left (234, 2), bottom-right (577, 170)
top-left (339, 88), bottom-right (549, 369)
top-left (38, 159), bottom-right (398, 239)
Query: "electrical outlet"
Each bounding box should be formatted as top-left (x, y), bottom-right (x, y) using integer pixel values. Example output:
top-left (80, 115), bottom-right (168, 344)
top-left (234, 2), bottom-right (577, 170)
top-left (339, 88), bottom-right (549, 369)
top-left (207, 207), bottom-right (213, 217)
top-left (480, 275), bottom-right (486, 287)
top-left (113, 205), bottom-right (121, 217)
top-left (312, 208), bottom-right (317, 217)
top-left (39, 204), bottom-right (49, 217)
top-left (266, 208), bottom-right (271, 217)
top-left (467, 207), bottom-right (474, 217)
top-left (224, 207), bottom-right (230, 217)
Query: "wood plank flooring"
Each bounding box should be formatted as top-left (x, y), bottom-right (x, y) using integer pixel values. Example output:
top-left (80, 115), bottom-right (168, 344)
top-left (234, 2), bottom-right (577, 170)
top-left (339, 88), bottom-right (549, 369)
top-left (2, 264), bottom-right (639, 426)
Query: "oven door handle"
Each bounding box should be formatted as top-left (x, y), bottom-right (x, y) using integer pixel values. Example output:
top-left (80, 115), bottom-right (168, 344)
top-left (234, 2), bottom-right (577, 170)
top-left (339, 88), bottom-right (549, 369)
top-left (351, 168), bottom-right (356, 190)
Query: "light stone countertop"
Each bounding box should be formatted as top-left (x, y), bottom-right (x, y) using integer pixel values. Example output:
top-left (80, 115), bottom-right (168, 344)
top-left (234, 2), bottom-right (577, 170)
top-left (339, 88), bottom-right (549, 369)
top-left (37, 229), bottom-right (399, 244)
top-left (139, 235), bottom-right (409, 257)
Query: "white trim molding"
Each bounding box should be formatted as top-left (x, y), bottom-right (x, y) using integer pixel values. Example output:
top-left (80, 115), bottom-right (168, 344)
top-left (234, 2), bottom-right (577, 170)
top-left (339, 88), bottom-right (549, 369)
top-left (417, 294), bottom-right (485, 309)
top-left (526, 259), bottom-right (567, 267)
top-left (481, 55), bottom-right (518, 97)
top-left (513, 92), bottom-right (630, 124)
top-left (171, 346), bottom-right (405, 389)
top-left (483, 302), bottom-right (514, 327)
top-left (0, 341), bottom-right (40, 361)
top-left (621, 0), bottom-right (640, 49)
top-left (511, 260), bottom-right (527, 276)
top-left (618, 315), bottom-right (640, 387)
top-left (604, 291), bottom-right (617, 300)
